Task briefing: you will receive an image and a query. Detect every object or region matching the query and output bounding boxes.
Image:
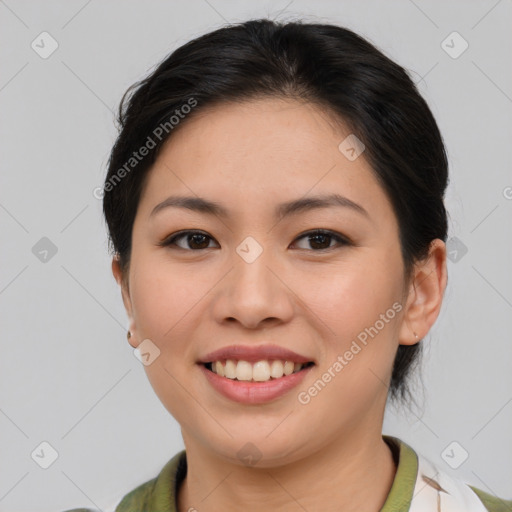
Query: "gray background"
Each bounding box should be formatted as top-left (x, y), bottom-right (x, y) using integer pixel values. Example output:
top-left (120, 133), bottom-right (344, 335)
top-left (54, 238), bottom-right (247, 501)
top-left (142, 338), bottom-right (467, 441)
top-left (1, 0), bottom-right (511, 510)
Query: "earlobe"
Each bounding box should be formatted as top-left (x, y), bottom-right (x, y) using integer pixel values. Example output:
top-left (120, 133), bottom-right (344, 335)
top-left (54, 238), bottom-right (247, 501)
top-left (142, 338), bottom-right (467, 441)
top-left (398, 239), bottom-right (447, 346)
top-left (126, 329), bottom-right (138, 349)
top-left (111, 256), bottom-right (138, 348)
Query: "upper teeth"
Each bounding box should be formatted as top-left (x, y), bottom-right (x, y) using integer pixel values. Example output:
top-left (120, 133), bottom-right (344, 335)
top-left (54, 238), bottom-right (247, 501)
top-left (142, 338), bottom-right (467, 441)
top-left (210, 360), bottom-right (305, 381)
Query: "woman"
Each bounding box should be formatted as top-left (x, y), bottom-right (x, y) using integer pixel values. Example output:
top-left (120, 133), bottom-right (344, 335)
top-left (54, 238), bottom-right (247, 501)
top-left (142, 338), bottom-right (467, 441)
top-left (68, 18), bottom-right (511, 512)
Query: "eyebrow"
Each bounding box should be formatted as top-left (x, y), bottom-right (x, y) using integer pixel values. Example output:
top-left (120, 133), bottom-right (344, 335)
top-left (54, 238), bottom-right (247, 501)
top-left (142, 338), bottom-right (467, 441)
top-left (150, 193), bottom-right (370, 220)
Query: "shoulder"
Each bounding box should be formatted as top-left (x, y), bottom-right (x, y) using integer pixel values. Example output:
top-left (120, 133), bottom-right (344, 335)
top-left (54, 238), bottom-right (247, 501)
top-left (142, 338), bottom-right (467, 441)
top-left (62, 450), bottom-right (187, 512)
top-left (60, 478), bottom-right (156, 512)
top-left (114, 449), bottom-right (187, 512)
top-left (113, 476), bottom-right (158, 512)
top-left (408, 439), bottom-right (512, 512)
top-left (469, 486), bottom-right (512, 512)
top-left (61, 509), bottom-right (101, 512)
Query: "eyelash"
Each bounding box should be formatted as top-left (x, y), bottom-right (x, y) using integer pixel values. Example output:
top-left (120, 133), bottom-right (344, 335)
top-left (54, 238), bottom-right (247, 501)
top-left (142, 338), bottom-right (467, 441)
top-left (158, 229), bottom-right (352, 252)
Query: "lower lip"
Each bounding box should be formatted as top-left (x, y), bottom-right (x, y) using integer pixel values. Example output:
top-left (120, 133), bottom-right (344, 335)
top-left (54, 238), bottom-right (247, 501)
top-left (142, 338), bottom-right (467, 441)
top-left (199, 364), bottom-right (314, 405)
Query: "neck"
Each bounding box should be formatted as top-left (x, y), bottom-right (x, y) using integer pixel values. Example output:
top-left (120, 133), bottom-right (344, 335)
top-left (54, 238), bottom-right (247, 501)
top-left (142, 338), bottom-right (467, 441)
top-left (177, 430), bottom-right (397, 512)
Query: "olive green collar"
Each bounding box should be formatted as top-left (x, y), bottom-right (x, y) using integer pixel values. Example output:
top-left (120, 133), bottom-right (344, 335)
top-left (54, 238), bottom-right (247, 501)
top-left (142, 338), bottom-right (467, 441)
top-left (381, 435), bottom-right (418, 511)
top-left (116, 435), bottom-right (418, 511)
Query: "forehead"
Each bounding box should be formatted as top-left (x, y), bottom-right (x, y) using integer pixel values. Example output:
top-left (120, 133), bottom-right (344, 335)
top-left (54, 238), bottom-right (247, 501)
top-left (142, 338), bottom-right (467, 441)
top-left (137, 97), bottom-right (395, 225)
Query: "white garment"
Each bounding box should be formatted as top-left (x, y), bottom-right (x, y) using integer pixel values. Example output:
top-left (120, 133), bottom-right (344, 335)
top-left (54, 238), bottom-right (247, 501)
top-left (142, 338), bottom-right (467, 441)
top-left (410, 454), bottom-right (488, 511)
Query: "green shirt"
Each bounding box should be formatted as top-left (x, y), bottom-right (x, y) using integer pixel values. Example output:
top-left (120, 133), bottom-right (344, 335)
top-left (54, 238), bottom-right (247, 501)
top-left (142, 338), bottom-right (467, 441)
top-left (65, 436), bottom-right (511, 511)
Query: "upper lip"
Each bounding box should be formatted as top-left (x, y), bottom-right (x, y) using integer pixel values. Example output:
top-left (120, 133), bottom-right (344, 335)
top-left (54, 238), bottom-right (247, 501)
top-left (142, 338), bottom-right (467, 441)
top-left (197, 344), bottom-right (315, 364)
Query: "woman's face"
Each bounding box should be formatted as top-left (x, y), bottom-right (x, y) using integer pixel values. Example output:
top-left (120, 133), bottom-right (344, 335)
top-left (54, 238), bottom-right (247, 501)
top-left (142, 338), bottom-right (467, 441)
top-left (116, 97), bottom-right (419, 465)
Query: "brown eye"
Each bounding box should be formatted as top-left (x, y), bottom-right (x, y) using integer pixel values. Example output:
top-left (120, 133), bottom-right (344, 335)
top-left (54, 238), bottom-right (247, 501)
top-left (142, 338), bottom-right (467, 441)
top-left (292, 230), bottom-right (351, 251)
top-left (160, 231), bottom-right (217, 250)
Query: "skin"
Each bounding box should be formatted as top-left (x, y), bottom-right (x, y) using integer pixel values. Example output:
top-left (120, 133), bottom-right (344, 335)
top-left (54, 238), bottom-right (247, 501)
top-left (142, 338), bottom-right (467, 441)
top-left (112, 97), bottom-right (447, 512)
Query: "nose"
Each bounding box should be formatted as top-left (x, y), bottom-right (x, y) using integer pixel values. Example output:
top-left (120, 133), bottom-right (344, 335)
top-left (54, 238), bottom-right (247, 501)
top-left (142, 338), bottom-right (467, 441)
top-left (212, 240), bottom-right (295, 330)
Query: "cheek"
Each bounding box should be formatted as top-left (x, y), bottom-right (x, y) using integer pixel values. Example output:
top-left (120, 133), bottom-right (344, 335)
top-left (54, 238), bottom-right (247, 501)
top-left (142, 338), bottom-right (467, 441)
top-left (293, 263), bottom-right (403, 422)
top-left (129, 254), bottom-right (206, 350)
top-left (300, 255), bottom-right (403, 340)
top-left (128, 255), bottom-right (209, 419)
top-left (295, 251), bottom-right (404, 404)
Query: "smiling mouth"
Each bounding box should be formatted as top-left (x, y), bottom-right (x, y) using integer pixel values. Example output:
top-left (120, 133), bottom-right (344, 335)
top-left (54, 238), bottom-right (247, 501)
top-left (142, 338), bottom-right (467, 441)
top-left (202, 360), bottom-right (315, 382)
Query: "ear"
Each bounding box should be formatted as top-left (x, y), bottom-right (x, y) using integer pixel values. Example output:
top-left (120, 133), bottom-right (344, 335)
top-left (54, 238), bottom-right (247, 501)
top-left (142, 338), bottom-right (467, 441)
top-left (112, 255), bottom-right (138, 348)
top-left (398, 239), bottom-right (447, 345)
